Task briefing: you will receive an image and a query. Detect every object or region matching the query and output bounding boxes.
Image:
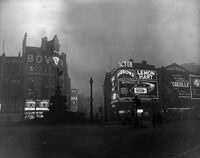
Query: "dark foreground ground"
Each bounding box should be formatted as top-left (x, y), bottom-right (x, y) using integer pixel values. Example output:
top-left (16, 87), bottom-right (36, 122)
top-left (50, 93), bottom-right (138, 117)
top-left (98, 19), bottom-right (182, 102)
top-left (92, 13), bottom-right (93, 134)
top-left (0, 121), bottom-right (200, 158)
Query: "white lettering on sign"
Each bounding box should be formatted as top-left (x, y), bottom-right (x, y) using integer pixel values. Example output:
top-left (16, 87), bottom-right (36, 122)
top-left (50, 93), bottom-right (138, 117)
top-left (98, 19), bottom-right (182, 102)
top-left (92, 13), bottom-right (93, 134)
top-left (117, 70), bottom-right (134, 78)
top-left (171, 81), bottom-right (189, 88)
top-left (134, 88), bottom-right (147, 94)
top-left (118, 61), bottom-right (133, 68)
top-left (35, 55), bottom-right (42, 63)
top-left (27, 54), bottom-right (61, 65)
top-left (27, 54), bottom-right (34, 63)
top-left (44, 56), bottom-right (51, 64)
top-left (136, 70), bottom-right (156, 80)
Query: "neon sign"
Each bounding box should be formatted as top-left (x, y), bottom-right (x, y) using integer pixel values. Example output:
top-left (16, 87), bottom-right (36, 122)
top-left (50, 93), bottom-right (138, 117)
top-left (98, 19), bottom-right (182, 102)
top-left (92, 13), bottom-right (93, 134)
top-left (136, 70), bottom-right (156, 80)
top-left (117, 70), bottom-right (134, 78)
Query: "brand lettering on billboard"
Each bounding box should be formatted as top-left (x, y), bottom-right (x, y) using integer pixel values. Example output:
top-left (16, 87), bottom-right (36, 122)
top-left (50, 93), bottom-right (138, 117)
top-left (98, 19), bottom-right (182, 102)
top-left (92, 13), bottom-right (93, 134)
top-left (27, 54), bottom-right (61, 65)
top-left (118, 61), bottom-right (133, 68)
top-left (117, 70), bottom-right (134, 78)
top-left (36, 55), bottom-right (43, 63)
top-left (171, 81), bottom-right (189, 88)
top-left (136, 70), bottom-right (156, 80)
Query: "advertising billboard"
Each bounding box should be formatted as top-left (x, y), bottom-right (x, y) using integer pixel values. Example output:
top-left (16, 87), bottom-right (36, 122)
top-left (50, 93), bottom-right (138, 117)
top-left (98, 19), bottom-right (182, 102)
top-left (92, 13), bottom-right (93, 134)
top-left (190, 75), bottom-right (200, 99)
top-left (119, 80), bottom-right (158, 99)
top-left (111, 67), bottom-right (158, 102)
top-left (25, 47), bottom-right (63, 67)
top-left (116, 69), bottom-right (157, 80)
top-left (24, 99), bottom-right (49, 119)
top-left (170, 74), bottom-right (190, 98)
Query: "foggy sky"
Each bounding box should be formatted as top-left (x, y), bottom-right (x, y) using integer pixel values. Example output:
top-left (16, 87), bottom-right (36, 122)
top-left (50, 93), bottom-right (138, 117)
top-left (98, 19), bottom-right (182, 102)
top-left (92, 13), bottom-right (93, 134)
top-left (0, 0), bottom-right (200, 97)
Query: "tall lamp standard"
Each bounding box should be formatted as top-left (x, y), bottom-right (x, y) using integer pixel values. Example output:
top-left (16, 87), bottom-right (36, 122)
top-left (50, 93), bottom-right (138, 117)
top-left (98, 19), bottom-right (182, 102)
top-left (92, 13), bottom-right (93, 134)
top-left (90, 77), bottom-right (93, 122)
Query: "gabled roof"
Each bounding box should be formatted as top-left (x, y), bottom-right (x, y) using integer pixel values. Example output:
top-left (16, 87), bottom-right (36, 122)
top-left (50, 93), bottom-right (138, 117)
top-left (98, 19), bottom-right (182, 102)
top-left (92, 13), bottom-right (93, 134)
top-left (163, 63), bottom-right (188, 73)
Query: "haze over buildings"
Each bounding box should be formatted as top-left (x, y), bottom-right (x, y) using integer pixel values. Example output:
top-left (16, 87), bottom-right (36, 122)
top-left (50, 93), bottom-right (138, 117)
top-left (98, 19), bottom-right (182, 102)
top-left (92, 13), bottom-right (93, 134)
top-left (0, 0), bottom-right (200, 95)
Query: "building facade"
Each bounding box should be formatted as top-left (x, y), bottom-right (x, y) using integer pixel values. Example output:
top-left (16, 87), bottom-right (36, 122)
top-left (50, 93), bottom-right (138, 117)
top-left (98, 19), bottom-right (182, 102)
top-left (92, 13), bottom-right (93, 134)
top-left (23, 33), bottom-right (71, 119)
top-left (103, 60), bottom-right (200, 121)
top-left (103, 59), bottom-right (159, 121)
top-left (0, 33), bottom-right (71, 122)
top-left (0, 53), bottom-right (24, 122)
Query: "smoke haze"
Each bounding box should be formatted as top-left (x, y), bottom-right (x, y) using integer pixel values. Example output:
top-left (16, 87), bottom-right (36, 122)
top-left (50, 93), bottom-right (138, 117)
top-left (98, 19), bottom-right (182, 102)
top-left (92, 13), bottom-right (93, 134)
top-left (0, 0), bottom-right (200, 96)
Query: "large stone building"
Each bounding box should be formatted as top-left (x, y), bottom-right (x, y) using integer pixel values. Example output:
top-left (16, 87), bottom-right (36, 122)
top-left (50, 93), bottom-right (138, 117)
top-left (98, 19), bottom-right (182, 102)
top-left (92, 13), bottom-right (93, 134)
top-left (0, 33), bottom-right (71, 122)
top-left (23, 33), bottom-right (71, 119)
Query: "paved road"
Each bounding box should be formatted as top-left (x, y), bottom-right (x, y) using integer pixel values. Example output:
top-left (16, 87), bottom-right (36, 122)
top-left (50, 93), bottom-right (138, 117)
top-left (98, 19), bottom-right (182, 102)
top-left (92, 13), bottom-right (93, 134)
top-left (0, 121), bottom-right (200, 158)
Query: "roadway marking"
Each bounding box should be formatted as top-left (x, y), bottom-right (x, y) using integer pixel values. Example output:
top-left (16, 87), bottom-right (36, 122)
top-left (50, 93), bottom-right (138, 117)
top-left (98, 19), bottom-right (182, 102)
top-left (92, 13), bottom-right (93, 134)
top-left (173, 145), bottom-right (200, 158)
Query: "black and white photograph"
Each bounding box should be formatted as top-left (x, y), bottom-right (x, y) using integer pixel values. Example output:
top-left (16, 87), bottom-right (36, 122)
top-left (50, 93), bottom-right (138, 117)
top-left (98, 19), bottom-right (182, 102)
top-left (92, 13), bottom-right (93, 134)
top-left (0, 0), bottom-right (200, 157)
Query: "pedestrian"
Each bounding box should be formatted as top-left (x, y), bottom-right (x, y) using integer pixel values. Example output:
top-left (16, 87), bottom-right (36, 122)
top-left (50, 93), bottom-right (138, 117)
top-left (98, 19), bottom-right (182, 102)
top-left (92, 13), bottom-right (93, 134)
top-left (157, 112), bottom-right (162, 127)
top-left (152, 113), bottom-right (156, 127)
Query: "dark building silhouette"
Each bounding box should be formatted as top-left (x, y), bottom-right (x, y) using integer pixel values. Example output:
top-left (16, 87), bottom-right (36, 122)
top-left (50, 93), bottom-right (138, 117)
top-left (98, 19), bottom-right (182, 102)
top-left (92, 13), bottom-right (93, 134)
top-left (103, 59), bottom-right (159, 121)
top-left (103, 72), bottom-right (112, 121)
top-left (0, 53), bottom-right (24, 122)
top-left (23, 33), bottom-right (71, 119)
top-left (0, 33), bottom-right (71, 122)
top-left (103, 60), bottom-right (200, 121)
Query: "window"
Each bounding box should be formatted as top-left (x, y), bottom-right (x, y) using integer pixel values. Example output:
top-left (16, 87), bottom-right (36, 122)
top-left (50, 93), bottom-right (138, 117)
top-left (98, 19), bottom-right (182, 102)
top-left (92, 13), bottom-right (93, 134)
top-left (29, 66), bottom-right (34, 72)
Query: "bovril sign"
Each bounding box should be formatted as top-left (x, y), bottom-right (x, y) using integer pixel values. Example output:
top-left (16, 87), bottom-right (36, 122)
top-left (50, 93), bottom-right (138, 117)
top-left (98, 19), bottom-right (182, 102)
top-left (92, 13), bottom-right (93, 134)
top-left (26, 54), bottom-right (62, 66)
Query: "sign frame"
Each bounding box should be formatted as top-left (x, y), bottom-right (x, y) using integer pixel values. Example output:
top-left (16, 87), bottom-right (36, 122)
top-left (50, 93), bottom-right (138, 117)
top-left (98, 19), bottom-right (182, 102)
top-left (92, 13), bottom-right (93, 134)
top-left (190, 75), bottom-right (200, 100)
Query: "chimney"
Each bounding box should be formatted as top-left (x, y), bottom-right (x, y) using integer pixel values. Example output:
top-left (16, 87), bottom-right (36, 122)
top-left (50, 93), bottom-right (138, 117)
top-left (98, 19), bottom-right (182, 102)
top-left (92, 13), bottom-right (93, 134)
top-left (41, 37), bottom-right (48, 50)
top-left (142, 60), bottom-right (147, 65)
top-left (129, 59), bottom-right (134, 63)
top-left (22, 32), bottom-right (27, 56)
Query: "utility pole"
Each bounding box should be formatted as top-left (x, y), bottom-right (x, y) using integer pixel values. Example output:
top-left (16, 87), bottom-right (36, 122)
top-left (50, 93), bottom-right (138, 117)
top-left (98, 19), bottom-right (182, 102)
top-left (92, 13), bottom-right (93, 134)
top-left (90, 77), bottom-right (93, 122)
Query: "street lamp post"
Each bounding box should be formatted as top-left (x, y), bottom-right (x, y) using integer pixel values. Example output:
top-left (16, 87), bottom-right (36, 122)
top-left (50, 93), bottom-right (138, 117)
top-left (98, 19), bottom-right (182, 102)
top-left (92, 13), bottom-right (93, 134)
top-left (90, 77), bottom-right (93, 122)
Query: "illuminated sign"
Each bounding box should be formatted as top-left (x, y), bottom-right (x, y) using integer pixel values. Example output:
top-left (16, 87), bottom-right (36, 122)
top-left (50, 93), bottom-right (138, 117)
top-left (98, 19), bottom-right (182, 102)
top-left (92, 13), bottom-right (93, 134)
top-left (190, 75), bottom-right (200, 99)
top-left (119, 80), bottom-right (158, 99)
top-left (52, 56), bottom-right (60, 65)
top-left (136, 70), bottom-right (157, 80)
top-left (27, 54), bottom-right (61, 65)
top-left (112, 93), bottom-right (117, 100)
top-left (25, 99), bottom-right (49, 111)
top-left (171, 74), bottom-right (190, 98)
top-left (117, 69), bottom-right (135, 78)
top-left (115, 69), bottom-right (157, 80)
top-left (134, 87), bottom-right (147, 94)
top-left (118, 61), bottom-right (133, 68)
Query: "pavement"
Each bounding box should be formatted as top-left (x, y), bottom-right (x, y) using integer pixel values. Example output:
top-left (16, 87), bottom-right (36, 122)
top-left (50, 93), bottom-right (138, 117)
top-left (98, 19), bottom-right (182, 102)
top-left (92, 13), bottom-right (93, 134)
top-left (0, 120), bottom-right (200, 158)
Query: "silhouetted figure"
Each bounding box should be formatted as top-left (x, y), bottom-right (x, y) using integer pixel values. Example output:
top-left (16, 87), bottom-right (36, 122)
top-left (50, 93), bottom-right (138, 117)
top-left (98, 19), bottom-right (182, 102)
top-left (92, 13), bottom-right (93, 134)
top-left (133, 96), bottom-right (141, 127)
top-left (152, 113), bottom-right (156, 127)
top-left (157, 112), bottom-right (162, 127)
